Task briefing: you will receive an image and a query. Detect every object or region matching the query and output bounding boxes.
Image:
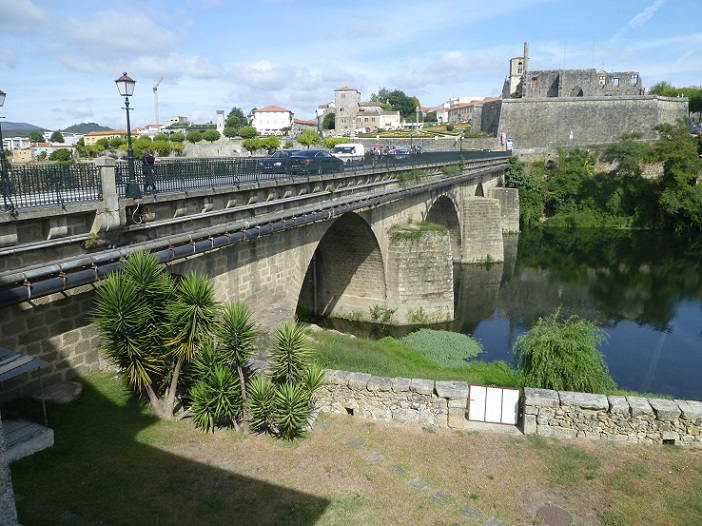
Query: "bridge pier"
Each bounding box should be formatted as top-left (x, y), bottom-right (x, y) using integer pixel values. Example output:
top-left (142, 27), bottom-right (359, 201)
top-left (385, 231), bottom-right (454, 325)
top-left (458, 197), bottom-right (505, 263)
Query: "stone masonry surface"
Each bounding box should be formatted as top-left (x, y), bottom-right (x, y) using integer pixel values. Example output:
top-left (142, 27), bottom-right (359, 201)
top-left (318, 372), bottom-right (702, 447)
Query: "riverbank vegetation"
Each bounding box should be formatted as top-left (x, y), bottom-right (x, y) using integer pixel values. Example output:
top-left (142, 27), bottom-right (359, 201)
top-left (505, 122), bottom-right (702, 232)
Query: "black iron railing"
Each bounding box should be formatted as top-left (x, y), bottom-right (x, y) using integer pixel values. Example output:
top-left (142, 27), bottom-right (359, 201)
top-left (0, 162), bottom-right (101, 210)
top-left (114, 150), bottom-right (509, 197)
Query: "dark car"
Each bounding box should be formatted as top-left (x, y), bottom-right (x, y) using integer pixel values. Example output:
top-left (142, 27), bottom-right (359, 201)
top-left (389, 147), bottom-right (412, 161)
top-left (259, 149), bottom-right (298, 173)
top-left (288, 149), bottom-right (344, 175)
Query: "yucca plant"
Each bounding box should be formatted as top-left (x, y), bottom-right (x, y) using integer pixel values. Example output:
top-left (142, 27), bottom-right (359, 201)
top-left (271, 321), bottom-right (312, 385)
top-left (190, 365), bottom-right (242, 433)
top-left (216, 302), bottom-right (257, 431)
top-left (93, 251), bottom-right (174, 417)
top-left (274, 382), bottom-right (311, 440)
top-left (247, 375), bottom-right (276, 433)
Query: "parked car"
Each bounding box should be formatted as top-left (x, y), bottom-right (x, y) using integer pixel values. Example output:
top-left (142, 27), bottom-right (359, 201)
top-left (288, 149), bottom-right (344, 175)
top-left (389, 147), bottom-right (412, 161)
top-left (259, 149), bottom-right (298, 173)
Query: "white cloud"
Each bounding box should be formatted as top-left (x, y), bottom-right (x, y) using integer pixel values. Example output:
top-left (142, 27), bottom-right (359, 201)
top-left (0, 0), bottom-right (49, 33)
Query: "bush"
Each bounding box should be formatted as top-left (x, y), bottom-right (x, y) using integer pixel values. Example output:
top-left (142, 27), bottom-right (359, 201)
top-left (514, 309), bottom-right (616, 393)
top-left (401, 329), bottom-right (483, 367)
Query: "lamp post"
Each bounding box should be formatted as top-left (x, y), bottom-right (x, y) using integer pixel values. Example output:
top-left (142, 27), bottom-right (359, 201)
top-left (115, 72), bottom-right (141, 199)
top-left (460, 130), bottom-right (464, 152)
top-left (0, 89), bottom-right (13, 211)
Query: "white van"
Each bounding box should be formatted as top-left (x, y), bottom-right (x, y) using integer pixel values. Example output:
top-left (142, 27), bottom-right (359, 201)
top-left (331, 143), bottom-right (365, 163)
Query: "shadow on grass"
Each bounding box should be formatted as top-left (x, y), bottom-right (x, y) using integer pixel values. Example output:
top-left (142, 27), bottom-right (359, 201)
top-left (6, 373), bottom-right (329, 526)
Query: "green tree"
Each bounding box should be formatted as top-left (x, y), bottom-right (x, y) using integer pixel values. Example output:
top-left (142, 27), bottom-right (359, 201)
top-left (202, 130), bottom-right (221, 142)
top-left (239, 126), bottom-right (257, 139)
top-left (600, 133), bottom-right (651, 178)
top-left (649, 81), bottom-right (678, 97)
top-left (153, 133), bottom-right (170, 142)
top-left (96, 138), bottom-right (110, 151)
top-left (370, 88), bottom-right (419, 119)
top-left (260, 135), bottom-right (280, 153)
top-left (169, 132), bottom-right (186, 143)
top-left (108, 137), bottom-right (125, 149)
top-left (321, 113), bottom-right (335, 130)
top-left (297, 130), bottom-right (321, 149)
top-left (223, 126), bottom-right (239, 139)
top-left (28, 131), bottom-right (43, 142)
top-left (510, 78), bottom-right (523, 98)
top-left (186, 130), bottom-right (203, 144)
top-left (653, 122), bottom-right (702, 231)
top-left (227, 106), bottom-right (246, 125)
top-left (50, 131), bottom-right (64, 143)
top-left (323, 137), bottom-right (347, 149)
top-left (241, 137), bottom-right (262, 154)
top-left (514, 309), bottom-right (616, 393)
top-left (151, 140), bottom-right (171, 156)
top-left (505, 156), bottom-right (544, 227)
top-left (48, 148), bottom-right (72, 163)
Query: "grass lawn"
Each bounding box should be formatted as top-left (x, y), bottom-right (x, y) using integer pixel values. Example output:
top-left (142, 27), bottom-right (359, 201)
top-left (7, 372), bottom-right (702, 526)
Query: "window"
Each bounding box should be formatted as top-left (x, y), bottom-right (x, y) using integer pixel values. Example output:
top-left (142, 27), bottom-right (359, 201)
top-left (613, 78), bottom-right (620, 88)
top-left (531, 77), bottom-right (538, 89)
top-left (517, 61), bottom-right (523, 74)
top-left (599, 75), bottom-right (606, 86)
top-left (631, 74), bottom-right (638, 84)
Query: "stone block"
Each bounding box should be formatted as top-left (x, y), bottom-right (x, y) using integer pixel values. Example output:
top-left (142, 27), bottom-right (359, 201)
top-left (409, 378), bottom-right (434, 396)
top-left (393, 408), bottom-right (434, 426)
top-left (523, 414), bottom-right (537, 435)
top-left (648, 398), bottom-right (681, 421)
top-left (523, 388), bottom-right (559, 407)
top-left (326, 369), bottom-right (351, 386)
top-left (367, 376), bottom-right (393, 392)
top-left (559, 391), bottom-right (608, 410)
top-left (448, 398), bottom-right (467, 409)
top-left (435, 380), bottom-right (469, 400)
top-left (538, 425), bottom-right (577, 440)
top-left (447, 408), bottom-right (465, 429)
top-left (626, 396), bottom-right (654, 417)
top-left (676, 400), bottom-right (702, 422)
top-left (348, 372), bottom-right (371, 390)
top-left (391, 377), bottom-right (411, 392)
top-left (608, 395), bottom-right (630, 415)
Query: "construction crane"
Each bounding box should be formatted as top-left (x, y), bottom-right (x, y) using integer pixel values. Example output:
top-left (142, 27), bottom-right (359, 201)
top-left (153, 77), bottom-right (164, 131)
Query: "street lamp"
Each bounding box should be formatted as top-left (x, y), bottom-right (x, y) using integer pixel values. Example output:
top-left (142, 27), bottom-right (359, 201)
top-left (0, 89), bottom-right (13, 211)
top-left (115, 72), bottom-right (141, 199)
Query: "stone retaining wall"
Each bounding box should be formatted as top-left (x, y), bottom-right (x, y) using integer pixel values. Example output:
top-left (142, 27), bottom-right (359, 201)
top-left (318, 370), bottom-right (469, 429)
top-left (523, 388), bottom-right (702, 447)
top-left (317, 372), bottom-right (702, 448)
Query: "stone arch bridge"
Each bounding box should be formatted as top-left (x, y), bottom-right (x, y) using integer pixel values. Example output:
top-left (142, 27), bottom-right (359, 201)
top-left (0, 153), bottom-right (517, 386)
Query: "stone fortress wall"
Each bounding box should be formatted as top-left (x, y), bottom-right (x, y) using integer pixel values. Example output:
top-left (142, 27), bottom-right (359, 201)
top-left (318, 370), bottom-right (702, 447)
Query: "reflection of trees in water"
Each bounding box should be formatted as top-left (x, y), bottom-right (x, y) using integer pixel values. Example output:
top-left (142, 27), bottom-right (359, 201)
top-left (509, 229), bottom-right (702, 332)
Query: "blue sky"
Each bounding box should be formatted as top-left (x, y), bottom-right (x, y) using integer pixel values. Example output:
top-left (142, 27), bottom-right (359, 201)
top-left (0, 0), bottom-right (700, 131)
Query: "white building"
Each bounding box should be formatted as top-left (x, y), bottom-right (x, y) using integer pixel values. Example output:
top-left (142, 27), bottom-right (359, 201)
top-left (248, 105), bottom-right (294, 136)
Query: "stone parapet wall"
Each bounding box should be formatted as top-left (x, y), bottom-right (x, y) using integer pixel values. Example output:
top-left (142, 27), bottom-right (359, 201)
top-left (318, 370), bottom-right (469, 429)
top-left (523, 388), bottom-right (702, 447)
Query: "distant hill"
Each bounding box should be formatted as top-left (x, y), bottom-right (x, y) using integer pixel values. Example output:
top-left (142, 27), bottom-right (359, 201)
top-left (62, 122), bottom-right (111, 134)
top-left (2, 122), bottom-right (48, 138)
top-left (1, 121), bottom-right (111, 138)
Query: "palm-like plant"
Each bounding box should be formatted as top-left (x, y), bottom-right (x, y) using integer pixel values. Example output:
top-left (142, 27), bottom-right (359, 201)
top-left (274, 382), bottom-right (311, 440)
top-left (271, 321), bottom-right (312, 385)
top-left (165, 274), bottom-right (220, 415)
top-left (93, 251), bottom-right (173, 416)
top-left (247, 375), bottom-right (276, 433)
top-left (190, 365), bottom-right (241, 432)
top-left (216, 302), bottom-right (257, 431)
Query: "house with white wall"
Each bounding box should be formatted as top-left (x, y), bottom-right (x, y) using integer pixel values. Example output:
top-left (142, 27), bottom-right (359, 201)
top-left (248, 105), bottom-right (294, 135)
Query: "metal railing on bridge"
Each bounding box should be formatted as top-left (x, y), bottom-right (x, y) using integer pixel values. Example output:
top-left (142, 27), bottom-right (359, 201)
top-left (0, 150), bottom-right (508, 211)
top-left (0, 162), bottom-right (101, 211)
top-left (114, 150), bottom-right (508, 198)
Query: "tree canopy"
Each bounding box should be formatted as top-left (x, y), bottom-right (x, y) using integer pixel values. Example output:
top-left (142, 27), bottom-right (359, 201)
top-left (50, 131), bottom-right (65, 143)
top-left (369, 88), bottom-right (420, 119)
top-left (297, 130), bottom-right (321, 148)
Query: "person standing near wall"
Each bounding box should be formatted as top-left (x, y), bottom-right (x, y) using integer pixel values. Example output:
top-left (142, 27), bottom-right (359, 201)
top-left (142, 149), bottom-right (157, 193)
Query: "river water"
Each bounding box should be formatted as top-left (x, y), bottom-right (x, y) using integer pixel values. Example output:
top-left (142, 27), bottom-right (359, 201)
top-left (321, 229), bottom-right (702, 401)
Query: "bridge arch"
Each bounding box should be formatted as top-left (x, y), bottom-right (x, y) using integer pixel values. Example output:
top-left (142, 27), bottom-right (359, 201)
top-left (297, 212), bottom-right (386, 320)
top-left (425, 193), bottom-right (461, 262)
